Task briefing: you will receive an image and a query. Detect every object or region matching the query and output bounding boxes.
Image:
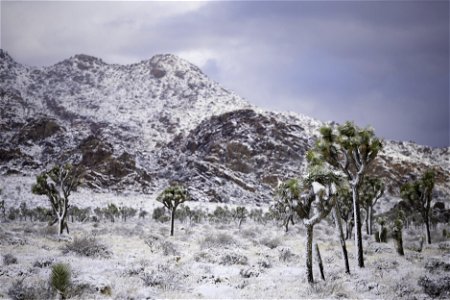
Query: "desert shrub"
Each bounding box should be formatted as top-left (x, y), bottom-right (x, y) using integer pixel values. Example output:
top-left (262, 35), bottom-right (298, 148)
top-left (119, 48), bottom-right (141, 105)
top-left (200, 232), bottom-right (237, 249)
top-left (239, 226), bottom-right (261, 239)
top-left (7, 207), bottom-right (19, 220)
top-left (306, 280), bottom-right (345, 298)
top-left (140, 264), bottom-right (179, 291)
top-left (50, 263), bottom-right (71, 298)
top-left (119, 206), bottom-right (137, 221)
top-left (8, 278), bottom-right (53, 300)
top-left (249, 208), bottom-right (264, 223)
top-left (220, 252), bottom-right (248, 265)
top-left (103, 204), bottom-right (119, 222)
top-left (3, 253), bottom-right (18, 265)
top-left (33, 257), bottom-right (54, 268)
top-left (161, 241), bottom-right (178, 256)
top-left (257, 257), bottom-right (272, 269)
top-left (240, 267), bottom-right (259, 278)
top-left (153, 207), bottom-right (169, 223)
top-left (209, 206), bottom-right (232, 223)
top-left (139, 209), bottom-right (148, 219)
top-left (259, 236), bottom-right (281, 249)
top-left (418, 275), bottom-right (450, 298)
top-left (424, 259), bottom-right (450, 273)
top-left (438, 241), bottom-right (450, 251)
top-left (32, 206), bottom-right (53, 222)
top-left (144, 233), bottom-right (163, 252)
top-left (278, 247), bottom-right (295, 262)
top-left (62, 236), bottom-right (111, 258)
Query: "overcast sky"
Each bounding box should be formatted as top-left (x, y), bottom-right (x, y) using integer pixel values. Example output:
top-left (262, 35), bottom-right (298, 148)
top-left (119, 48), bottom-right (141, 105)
top-left (1, 1), bottom-right (449, 147)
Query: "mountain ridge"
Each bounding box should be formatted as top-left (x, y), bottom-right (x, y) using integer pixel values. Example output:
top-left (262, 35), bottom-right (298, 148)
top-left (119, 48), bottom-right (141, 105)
top-left (0, 49), bottom-right (448, 206)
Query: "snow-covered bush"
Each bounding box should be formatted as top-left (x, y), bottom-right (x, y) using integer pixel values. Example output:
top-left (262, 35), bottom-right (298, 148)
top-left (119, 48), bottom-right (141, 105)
top-left (200, 232), bottom-right (237, 249)
top-left (62, 236), bottom-right (111, 258)
top-left (258, 235), bottom-right (281, 249)
top-left (219, 252), bottom-right (248, 265)
top-left (278, 247), bottom-right (295, 262)
top-left (33, 257), bottom-right (54, 268)
top-left (3, 253), bottom-right (17, 265)
top-left (8, 278), bottom-right (53, 300)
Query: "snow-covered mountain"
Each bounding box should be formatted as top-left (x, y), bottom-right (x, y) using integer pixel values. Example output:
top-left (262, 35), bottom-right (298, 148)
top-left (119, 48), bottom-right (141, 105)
top-left (0, 49), bottom-right (448, 205)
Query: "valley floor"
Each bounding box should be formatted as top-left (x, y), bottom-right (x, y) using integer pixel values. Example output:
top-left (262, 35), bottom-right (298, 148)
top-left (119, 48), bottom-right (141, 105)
top-left (1, 217), bottom-right (449, 299)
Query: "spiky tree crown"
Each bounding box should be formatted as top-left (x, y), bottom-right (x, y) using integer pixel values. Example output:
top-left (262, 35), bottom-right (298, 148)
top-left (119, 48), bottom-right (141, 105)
top-left (51, 263), bottom-right (71, 294)
top-left (157, 184), bottom-right (190, 210)
top-left (308, 121), bottom-right (382, 177)
top-left (400, 169), bottom-right (435, 209)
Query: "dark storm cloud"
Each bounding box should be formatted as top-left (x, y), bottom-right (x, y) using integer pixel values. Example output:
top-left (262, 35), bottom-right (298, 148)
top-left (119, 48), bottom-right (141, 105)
top-left (2, 1), bottom-right (448, 147)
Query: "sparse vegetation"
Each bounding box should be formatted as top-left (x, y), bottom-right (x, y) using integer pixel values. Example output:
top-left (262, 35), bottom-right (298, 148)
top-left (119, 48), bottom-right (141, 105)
top-left (62, 236), bottom-right (111, 258)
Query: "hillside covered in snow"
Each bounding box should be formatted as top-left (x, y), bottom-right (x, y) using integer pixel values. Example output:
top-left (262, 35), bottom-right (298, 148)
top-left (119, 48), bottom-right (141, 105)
top-left (0, 49), bottom-right (448, 206)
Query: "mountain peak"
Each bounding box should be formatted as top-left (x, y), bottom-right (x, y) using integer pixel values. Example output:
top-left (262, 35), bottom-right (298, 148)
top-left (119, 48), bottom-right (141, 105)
top-left (147, 53), bottom-right (204, 76)
top-left (0, 49), bottom-right (18, 67)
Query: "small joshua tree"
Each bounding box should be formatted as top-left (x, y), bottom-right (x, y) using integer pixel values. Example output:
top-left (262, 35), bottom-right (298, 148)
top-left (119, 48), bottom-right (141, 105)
top-left (156, 184), bottom-right (190, 236)
top-left (232, 206), bottom-right (248, 229)
top-left (277, 170), bottom-right (339, 284)
top-left (103, 203), bottom-right (119, 222)
top-left (401, 169), bottom-right (435, 244)
top-left (376, 217), bottom-right (388, 243)
top-left (51, 263), bottom-right (71, 299)
top-left (32, 164), bottom-right (83, 235)
top-left (360, 176), bottom-right (384, 235)
top-left (392, 211), bottom-right (405, 256)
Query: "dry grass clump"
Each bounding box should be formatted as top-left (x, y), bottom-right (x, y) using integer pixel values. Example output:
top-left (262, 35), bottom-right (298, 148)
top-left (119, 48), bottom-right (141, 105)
top-left (259, 236), bottom-right (282, 249)
top-left (8, 278), bottom-right (53, 300)
top-left (62, 236), bottom-right (111, 258)
top-left (3, 253), bottom-right (18, 265)
top-left (200, 232), bottom-right (237, 249)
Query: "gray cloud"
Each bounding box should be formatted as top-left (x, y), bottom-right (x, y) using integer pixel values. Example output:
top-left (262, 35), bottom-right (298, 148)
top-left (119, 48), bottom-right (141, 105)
top-left (1, 1), bottom-right (448, 147)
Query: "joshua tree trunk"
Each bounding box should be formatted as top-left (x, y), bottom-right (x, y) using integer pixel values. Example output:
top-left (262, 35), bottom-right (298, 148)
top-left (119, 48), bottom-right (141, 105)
top-left (394, 230), bottom-right (404, 256)
top-left (333, 205), bottom-right (350, 274)
top-left (368, 206), bottom-right (373, 235)
top-left (315, 243), bottom-right (325, 281)
top-left (424, 214), bottom-right (431, 244)
top-left (305, 225), bottom-right (314, 284)
top-left (352, 186), bottom-right (364, 268)
top-left (170, 207), bottom-right (176, 236)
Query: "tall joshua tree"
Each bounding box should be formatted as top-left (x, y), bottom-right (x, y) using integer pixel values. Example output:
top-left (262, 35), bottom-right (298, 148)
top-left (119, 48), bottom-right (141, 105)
top-left (401, 169), bottom-right (435, 244)
top-left (277, 170), bottom-right (339, 283)
top-left (156, 184), bottom-right (190, 236)
top-left (360, 177), bottom-right (384, 235)
top-left (32, 164), bottom-right (83, 235)
top-left (308, 121), bottom-right (383, 268)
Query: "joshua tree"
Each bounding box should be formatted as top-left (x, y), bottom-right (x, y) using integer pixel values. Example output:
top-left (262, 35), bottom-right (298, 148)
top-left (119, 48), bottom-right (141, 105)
top-left (156, 184), bottom-right (190, 236)
top-left (103, 203), bottom-right (119, 222)
top-left (277, 171), bottom-right (339, 283)
top-left (308, 121), bottom-right (382, 268)
top-left (400, 169), bottom-right (435, 244)
top-left (32, 164), bottom-right (83, 235)
top-left (232, 206), bottom-right (248, 229)
top-left (360, 177), bottom-right (384, 235)
top-left (392, 210), bottom-right (405, 256)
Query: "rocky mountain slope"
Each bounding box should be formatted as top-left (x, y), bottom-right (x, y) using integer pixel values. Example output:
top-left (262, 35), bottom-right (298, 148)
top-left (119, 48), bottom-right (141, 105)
top-left (0, 49), bottom-right (448, 205)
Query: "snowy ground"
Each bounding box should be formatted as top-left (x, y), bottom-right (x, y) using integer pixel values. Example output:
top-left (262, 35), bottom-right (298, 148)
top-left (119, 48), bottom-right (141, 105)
top-left (1, 209), bottom-right (449, 299)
